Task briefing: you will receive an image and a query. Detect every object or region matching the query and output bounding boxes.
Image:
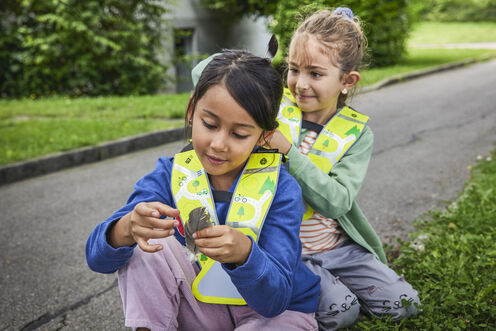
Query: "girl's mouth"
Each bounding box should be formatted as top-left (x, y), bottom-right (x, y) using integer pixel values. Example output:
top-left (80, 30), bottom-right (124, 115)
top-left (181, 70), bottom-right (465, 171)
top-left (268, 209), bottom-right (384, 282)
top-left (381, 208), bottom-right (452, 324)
top-left (297, 94), bottom-right (315, 101)
top-left (206, 154), bottom-right (226, 166)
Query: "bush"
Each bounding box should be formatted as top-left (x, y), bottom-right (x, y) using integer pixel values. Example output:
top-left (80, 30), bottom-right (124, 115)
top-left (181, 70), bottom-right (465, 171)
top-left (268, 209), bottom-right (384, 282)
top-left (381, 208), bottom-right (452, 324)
top-left (0, 0), bottom-right (170, 98)
top-left (271, 0), bottom-right (411, 67)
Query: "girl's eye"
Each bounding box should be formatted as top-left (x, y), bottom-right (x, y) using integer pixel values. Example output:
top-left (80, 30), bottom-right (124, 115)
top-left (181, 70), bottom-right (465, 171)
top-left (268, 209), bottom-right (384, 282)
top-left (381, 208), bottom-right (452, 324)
top-left (289, 68), bottom-right (299, 74)
top-left (311, 72), bottom-right (322, 78)
top-left (233, 132), bottom-right (248, 139)
top-left (202, 119), bottom-right (216, 129)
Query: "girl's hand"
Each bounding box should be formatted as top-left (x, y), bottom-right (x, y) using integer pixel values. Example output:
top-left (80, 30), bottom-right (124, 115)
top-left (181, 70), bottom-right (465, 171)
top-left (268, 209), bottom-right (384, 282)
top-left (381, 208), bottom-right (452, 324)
top-left (194, 225), bottom-right (252, 265)
top-left (266, 130), bottom-right (292, 155)
top-left (110, 202), bottom-right (180, 253)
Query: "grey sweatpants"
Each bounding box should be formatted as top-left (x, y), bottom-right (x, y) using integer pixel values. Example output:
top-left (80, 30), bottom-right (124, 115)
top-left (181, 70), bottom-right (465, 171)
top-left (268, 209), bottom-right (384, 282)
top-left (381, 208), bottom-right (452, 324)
top-left (302, 239), bottom-right (420, 330)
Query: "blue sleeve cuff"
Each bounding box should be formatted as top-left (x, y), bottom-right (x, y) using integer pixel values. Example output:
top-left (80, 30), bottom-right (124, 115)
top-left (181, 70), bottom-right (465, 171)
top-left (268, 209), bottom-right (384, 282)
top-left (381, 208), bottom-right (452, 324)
top-left (86, 218), bottom-right (135, 273)
top-left (100, 219), bottom-right (136, 254)
top-left (222, 236), bottom-right (266, 285)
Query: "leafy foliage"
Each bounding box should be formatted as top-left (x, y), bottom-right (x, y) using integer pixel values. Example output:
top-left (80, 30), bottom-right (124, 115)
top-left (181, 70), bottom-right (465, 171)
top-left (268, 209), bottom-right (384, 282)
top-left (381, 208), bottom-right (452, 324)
top-left (271, 0), bottom-right (411, 67)
top-left (354, 149), bottom-right (496, 329)
top-left (409, 0), bottom-right (496, 22)
top-left (0, 0), bottom-right (170, 97)
top-left (200, 0), bottom-right (278, 20)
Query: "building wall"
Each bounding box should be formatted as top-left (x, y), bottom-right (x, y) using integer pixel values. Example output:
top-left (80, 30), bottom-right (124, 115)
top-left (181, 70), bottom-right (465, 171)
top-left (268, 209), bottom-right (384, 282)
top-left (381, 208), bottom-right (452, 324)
top-left (163, 0), bottom-right (272, 93)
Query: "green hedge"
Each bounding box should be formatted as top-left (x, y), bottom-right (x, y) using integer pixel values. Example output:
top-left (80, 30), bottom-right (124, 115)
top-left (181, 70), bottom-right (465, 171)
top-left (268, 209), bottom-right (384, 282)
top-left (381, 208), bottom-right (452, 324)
top-left (271, 0), bottom-right (411, 67)
top-left (0, 0), bottom-right (169, 98)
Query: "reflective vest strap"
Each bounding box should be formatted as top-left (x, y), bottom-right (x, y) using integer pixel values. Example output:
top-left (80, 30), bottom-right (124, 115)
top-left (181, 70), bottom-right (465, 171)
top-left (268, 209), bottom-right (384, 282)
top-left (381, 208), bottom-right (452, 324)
top-left (309, 107), bottom-right (369, 174)
top-left (283, 88), bottom-right (296, 102)
top-left (338, 106), bottom-right (369, 125)
top-left (277, 88), bottom-right (301, 144)
top-left (171, 150), bottom-right (218, 226)
top-left (225, 153), bottom-right (281, 240)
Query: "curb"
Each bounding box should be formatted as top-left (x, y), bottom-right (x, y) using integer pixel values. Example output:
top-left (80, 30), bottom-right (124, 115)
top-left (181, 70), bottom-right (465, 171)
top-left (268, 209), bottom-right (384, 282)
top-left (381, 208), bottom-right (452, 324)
top-left (2, 54), bottom-right (495, 186)
top-left (0, 128), bottom-right (186, 186)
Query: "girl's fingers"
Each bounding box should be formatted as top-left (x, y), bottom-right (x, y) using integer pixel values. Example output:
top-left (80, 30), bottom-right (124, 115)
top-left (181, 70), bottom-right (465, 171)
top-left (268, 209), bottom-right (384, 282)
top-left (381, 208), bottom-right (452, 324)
top-left (195, 226), bottom-right (234, 249)
top-left (135, 237), bottom-right (163, 253)
top-left (195, 225), bottom-right (225, 239)
top-left (137, 217), bottom-right (178, 231)
top-left (133, 227), bottom-right (175, 240)
top-left (198, 247), bottom-right (219, 259)
top-left (194, 237), bottom-right (223, 249)
top-left (135, 202), bottom-right (180, 219)
top-left (148, 202), bottom-right (180, 218)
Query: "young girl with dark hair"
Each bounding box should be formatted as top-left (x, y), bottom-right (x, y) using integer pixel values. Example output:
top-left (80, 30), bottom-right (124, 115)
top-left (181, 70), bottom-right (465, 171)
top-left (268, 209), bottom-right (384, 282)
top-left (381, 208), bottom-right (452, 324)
top-left (85, 49), bottom-right (320, 330)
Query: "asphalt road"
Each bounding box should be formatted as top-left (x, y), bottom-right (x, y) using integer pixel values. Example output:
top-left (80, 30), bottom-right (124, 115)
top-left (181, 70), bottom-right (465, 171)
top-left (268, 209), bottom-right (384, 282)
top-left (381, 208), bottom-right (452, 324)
top-left (1, 59), bottom-right (495, 330)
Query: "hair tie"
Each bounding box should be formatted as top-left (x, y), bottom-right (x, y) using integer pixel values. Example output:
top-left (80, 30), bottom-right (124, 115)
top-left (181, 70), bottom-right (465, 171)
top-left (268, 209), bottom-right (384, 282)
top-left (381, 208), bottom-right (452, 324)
top-left (333, 7), bottom-right (354, 19)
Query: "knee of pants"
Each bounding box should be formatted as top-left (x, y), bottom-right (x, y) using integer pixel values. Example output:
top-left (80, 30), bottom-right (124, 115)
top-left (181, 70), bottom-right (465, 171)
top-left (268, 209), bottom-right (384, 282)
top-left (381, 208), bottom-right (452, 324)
top-left (316, 296), bottom-right (361, 330)
top-left (364, 275), bottom-right (421, 321)
top-left (389, 290), bottom-right (421, 321)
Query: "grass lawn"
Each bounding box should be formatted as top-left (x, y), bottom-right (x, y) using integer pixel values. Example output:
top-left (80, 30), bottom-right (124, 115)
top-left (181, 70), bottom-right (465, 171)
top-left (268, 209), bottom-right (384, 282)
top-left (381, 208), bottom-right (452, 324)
top-left (1, 22), bottom-right (496, 166)
top-left (353, 148), bottom-right (496, 329)
top-left (408, 21), bottom-right (496, 45)
top-left (0, 94), bottom-right (190, 165)
top-left (359, 48), bottom-right (496, 87)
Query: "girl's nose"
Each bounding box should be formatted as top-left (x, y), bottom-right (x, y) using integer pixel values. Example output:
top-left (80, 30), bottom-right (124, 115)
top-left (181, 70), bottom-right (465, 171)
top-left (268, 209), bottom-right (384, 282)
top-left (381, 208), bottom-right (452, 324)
top-left (210, 131), bottom-right (228, 151)
top-left (296, 76), bottom-right (309, 90)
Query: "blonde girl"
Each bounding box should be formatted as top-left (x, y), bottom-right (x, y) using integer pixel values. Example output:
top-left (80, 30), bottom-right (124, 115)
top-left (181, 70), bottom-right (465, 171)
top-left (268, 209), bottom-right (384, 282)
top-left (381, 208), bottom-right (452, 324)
top-left (267, 7), bottom-right (421, 330)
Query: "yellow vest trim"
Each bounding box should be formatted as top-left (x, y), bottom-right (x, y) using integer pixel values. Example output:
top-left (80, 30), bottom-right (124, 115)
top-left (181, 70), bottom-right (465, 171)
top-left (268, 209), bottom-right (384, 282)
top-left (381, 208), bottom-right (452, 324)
top-left (171, 150), bottom-right (281, 305)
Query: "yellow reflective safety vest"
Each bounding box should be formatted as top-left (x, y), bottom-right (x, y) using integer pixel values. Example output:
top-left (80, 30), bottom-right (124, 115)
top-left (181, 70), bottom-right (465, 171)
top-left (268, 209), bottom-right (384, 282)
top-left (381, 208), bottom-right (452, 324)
top-left (277, 88), bottom-right (369, 219)
top-left (171, 148), bottom-right (281, 305)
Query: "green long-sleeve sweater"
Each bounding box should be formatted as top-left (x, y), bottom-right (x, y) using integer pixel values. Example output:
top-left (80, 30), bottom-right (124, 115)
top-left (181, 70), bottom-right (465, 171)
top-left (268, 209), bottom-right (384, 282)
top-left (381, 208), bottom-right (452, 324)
top-left (286, 125), bottom-right (387, 263)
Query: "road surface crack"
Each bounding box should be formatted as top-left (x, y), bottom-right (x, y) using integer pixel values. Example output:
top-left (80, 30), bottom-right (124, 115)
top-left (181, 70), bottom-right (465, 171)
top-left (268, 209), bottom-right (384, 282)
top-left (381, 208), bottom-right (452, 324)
top-left (20, 279), bottom-right (118, 330)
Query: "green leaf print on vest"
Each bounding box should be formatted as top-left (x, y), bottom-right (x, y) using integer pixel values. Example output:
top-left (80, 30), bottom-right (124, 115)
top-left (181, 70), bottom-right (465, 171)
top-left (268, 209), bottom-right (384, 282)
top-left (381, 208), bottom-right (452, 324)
top-left (259, 176), bottom-right (275, 195)
top-left (346, 125), bottom-right (360, 138)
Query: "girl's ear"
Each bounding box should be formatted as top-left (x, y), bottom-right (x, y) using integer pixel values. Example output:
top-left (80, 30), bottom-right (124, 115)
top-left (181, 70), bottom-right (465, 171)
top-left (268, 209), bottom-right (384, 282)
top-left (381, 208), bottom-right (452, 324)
top-left (342, 71), bottom-right (361, 90)
top-left (256, 130), bottom-right (275, 147)
top-left (186, 94), bottom-right (194, 124)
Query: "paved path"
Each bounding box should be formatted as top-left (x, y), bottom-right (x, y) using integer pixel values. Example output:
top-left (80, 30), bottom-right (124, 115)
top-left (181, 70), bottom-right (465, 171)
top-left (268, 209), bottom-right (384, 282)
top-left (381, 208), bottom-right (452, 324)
top-left (1, 59), bottom-right (495, 330)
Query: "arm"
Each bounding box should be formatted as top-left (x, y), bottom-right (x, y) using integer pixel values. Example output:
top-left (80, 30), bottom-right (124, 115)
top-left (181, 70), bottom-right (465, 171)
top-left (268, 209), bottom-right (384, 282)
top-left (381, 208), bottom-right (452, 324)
top-left (223, 169), bottom-right (309, 317)
top-left (85, 157), bottom-right (177, 273)
top-left (287, 126), bottom-right (374, 218)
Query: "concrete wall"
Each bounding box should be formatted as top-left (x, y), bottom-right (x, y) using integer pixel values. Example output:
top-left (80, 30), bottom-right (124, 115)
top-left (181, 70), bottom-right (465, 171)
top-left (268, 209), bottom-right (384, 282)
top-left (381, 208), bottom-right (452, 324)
top-left (162, 0), bottom-right (272, 93)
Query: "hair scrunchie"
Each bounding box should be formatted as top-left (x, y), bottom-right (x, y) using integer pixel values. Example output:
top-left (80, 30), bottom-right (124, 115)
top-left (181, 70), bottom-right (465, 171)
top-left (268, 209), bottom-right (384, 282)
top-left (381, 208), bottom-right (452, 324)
top-left (333, 7), bottom-right (354, 19)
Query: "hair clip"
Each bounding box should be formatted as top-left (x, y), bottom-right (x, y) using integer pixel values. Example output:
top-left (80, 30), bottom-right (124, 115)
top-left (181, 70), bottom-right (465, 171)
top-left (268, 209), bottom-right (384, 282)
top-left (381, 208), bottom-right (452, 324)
top-left (333, 7), bottom-right (354, 20)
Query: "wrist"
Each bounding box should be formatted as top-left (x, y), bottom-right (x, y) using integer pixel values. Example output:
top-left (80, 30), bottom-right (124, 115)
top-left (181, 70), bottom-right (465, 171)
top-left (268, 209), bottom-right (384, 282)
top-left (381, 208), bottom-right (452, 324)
top-left (282, 141), bottom-right (292, 155)
top-left (235, 235), bottom-right (253, 266)
top-left (108, 216), bottom-right (135, 248)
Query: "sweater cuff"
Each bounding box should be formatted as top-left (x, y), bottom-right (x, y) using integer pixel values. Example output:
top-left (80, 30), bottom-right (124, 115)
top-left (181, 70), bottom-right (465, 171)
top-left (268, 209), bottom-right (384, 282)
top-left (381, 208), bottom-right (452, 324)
top-left (99, 220), bottom-right (136, 258)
